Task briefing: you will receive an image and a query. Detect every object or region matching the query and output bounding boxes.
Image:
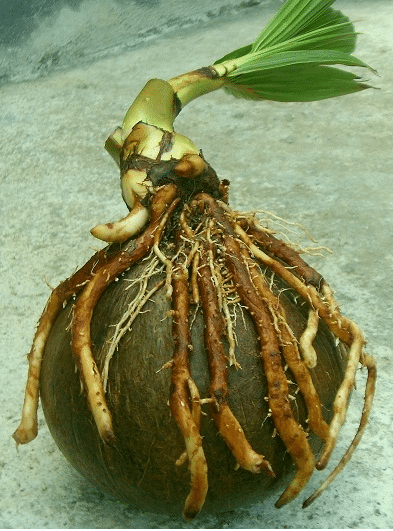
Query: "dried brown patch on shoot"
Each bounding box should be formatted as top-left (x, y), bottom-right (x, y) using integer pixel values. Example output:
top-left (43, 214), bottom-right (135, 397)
top-left (169, 271), bottom-right (208, 521)
top-left (197, 249), bottom-right (274, 476)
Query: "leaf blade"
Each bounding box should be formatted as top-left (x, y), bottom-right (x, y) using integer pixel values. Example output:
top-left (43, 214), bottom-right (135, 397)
top-left (204, 0), bottom-right (375, 106)
top-left (230, 49), bottom-right (373, 75)
top-left (224, 63), bottom-right (372, 102)
top-left (251, 0), bottom-right (336, 50)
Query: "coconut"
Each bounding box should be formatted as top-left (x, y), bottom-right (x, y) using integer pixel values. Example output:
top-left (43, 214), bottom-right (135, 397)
top-left (40, 253), bottom-right (346, 516)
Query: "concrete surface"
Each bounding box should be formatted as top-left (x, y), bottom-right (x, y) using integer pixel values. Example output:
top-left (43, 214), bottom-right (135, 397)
top-left (0, 0), bottom-right (273, 85)
top-left (1, 0), bottom-right (392, 528)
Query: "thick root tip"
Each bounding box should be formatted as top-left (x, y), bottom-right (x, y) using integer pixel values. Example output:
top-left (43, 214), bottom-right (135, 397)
top-left (174, 154), bottom-right (206, 178)
top-left (93, 406), bottom-right (116, 445)
top-left (316, 444), bottom-right (332, 470)
top-left (100, 425), bottom-right (116, 445)
top-left (315, 459), bottom-right (327, 471)
top-left (90, 223), bottom-right (131, 243)
top-left (274, 498), bottom-right (286, 509)
top-left (274, 484), bottom-right (305, 509)
top-left (274, 455), bottom-right (315, 509)
top-left (302, 495), bottom-right (315, 509)
top-left (90, 202), bottom-right (150, 243)
top-left (247, 454), bottom-right (275, 477)
top-left (182, 509), bottom-right (200, 521)
top-left (274, 489), bottom-right (296, 509)
top-left (90, 224), bottom-right (118, 242)
top-left (12, 424), bottom-right (38, 446)
top-left (261, 459), bottom-right (276, 479)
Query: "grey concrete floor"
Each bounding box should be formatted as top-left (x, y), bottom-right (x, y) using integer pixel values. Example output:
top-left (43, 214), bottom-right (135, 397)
top-left (1, 1), bottom-right (392, 528)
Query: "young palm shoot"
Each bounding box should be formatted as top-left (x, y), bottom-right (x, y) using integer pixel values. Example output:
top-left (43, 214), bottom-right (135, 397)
top-left (14, 0), bottom-right (376, 521)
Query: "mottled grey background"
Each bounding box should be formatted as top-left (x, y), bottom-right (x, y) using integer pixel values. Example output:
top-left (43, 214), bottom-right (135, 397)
top-left (0, 0), bottom-right (277, 84)
top-left (1, 0), bottom-right (392, 528)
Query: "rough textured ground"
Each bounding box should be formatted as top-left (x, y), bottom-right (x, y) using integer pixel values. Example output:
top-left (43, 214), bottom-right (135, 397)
top-left (1, 0), bottom-right (392, 528)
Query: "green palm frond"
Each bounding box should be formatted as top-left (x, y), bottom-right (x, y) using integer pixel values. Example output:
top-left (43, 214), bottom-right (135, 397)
top-left (225, 64), bottom-right (370, 102)
top-left (251, 0), bottom-right (343, 50)
top-left (212, 0), bottom-right (375, 102)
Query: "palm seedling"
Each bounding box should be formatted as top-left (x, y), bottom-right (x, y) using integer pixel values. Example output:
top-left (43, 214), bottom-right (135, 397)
top-left (14, 0), bottom-right (376, 520)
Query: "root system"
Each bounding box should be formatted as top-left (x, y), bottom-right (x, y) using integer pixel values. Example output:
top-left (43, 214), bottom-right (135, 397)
top-left (14, 157), bottom-right (376, 518)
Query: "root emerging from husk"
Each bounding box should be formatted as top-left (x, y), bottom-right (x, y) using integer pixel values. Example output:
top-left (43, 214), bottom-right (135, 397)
top-left (14, 176), bottom-right (376, 519)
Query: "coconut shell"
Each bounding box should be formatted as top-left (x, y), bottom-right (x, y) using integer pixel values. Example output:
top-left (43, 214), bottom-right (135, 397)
top-left (40, 255), bottom-right (347, 515)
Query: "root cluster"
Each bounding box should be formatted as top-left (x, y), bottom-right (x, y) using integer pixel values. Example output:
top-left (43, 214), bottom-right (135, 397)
top-left (13, 182), bottom-right (376, 520)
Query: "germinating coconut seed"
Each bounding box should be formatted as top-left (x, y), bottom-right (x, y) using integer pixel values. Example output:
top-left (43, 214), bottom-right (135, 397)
top-left (14, 0), bottom-right (376, 521)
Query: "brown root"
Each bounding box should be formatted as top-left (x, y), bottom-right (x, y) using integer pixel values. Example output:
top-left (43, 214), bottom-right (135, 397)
top-left (244, 256), bottom-right (330, 442)
top-left (245, 222), bottom-right (324, 288)
top-left (233, 223), bottom-right (353, 344)
top-left (15, 172), bottom-right (376, 520)
top-left (71, 185), bottom-right (179, 443)
top-left (169, 271), bottom-right (208, 521)
top-left (238, 211), bottom-right (376, 504)
top-left (13, 245), bottom-right (118, 445)
top-left (197, 249), bottom-right (274, 477)
top-left (223, 230), bottom-right (316, 507)
top-left (195, 192), bottom-right (376, 509)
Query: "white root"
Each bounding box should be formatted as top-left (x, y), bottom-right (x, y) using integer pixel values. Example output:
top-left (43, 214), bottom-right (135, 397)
top-left (13, 330), bottom-right (47, 445)
top-left (303, 352), bottom-right (376, 507)
top-left (317, 321), bottom-right (365, 469)
top-left (90, 199), bottom-right (149, 243)
top-left (191, 251), bottom-right (200, 305)
top-left (153, 242), bottom-right (173, 299)
top-left (181, 428), bottom-right (208, 520)
top-left (321, 282), bottom-right (339, 314)
top-left (102, 256), bottom-right (164, 391)
top-left (176, 378), bottom-right (202, 467)
top-left (215, 277), bottom-right (239, 368)
top-left (222, 298), bottom-right (240, 368)
top-left (299, 308), bottom-right (319, 369)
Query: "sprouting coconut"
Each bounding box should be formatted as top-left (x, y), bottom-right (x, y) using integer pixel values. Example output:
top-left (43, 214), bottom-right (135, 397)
top-left (14, 0), bottom-right (376, 521)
